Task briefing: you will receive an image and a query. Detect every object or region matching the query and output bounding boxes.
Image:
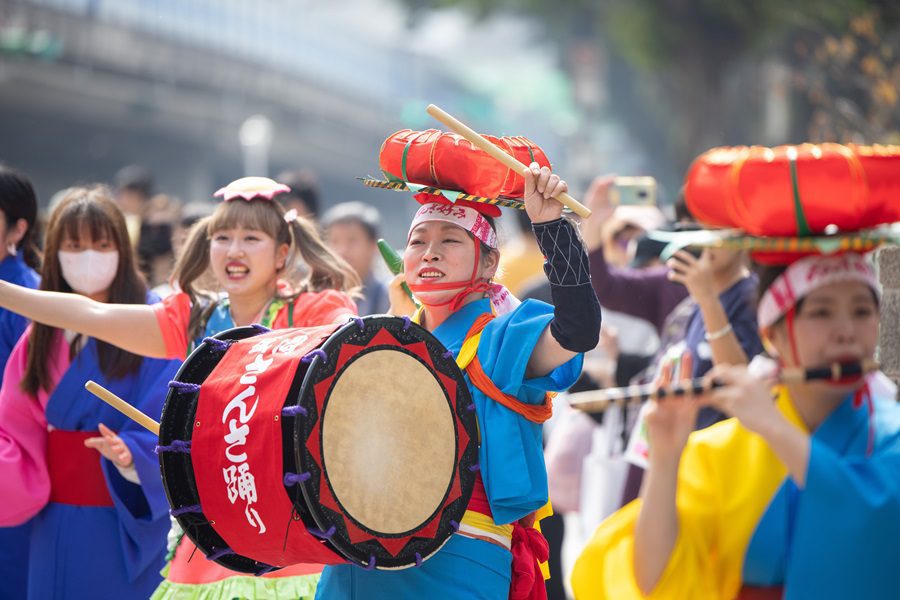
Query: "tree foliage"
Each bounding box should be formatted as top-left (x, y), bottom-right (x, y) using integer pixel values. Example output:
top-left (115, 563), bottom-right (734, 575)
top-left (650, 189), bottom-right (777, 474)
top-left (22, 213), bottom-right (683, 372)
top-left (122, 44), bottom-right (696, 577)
top-left (399, 0), bottom-right (899, 184)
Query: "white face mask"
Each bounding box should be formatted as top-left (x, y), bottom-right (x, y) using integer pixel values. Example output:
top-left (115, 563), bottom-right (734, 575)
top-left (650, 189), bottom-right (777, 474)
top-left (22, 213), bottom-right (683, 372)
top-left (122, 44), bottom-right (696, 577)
top-left (58, 250), bottom-right (119, 296)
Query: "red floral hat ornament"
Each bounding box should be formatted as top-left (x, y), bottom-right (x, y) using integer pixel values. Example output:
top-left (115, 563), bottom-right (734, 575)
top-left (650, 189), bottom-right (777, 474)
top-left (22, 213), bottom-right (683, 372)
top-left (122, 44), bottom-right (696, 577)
top-left (362, 128), bottom-right (553, 314)
top-left (651, 143), bottom-right (900, 265)
top-left (360, 128), bottom-right (552, 214)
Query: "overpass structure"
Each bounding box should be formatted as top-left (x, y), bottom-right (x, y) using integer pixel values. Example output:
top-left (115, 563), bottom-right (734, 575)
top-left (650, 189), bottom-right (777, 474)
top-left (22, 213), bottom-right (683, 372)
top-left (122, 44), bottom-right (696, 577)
top-left (0, 0), bottom-right (468, 226)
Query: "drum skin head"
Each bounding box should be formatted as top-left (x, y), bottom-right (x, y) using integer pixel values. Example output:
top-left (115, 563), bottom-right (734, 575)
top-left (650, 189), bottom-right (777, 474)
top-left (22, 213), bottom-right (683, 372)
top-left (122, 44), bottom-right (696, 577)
top-left (290, 316), bottom-right (478, 570)
top-left (159, 316), bottom-right (478, 573)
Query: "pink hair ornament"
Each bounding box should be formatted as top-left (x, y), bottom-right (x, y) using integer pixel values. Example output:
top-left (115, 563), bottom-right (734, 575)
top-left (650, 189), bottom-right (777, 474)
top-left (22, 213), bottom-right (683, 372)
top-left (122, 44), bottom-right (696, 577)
top-left (214, 176), bottom-right (290, 202)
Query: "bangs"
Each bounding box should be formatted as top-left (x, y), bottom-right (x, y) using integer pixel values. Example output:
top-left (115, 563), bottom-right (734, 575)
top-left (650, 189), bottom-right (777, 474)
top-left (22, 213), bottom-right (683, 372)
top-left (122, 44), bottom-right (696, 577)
top-left (207, 199), bottom-right (285, 239)
top-left (58, 199), bottom-right (117, 243)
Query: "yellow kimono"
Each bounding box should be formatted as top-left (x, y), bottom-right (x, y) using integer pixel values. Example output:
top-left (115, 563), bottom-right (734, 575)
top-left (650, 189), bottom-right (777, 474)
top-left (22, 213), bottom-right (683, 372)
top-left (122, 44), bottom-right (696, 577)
top-left (572, 386), bottom-right (900, 599)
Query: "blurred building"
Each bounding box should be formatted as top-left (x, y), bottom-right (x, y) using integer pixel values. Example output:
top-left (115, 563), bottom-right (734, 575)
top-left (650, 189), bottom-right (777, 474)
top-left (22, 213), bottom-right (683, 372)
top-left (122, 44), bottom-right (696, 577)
top-left (2, 0), bottom-right (586, 244)
top-left (0, 1), bottom-right (451, 235)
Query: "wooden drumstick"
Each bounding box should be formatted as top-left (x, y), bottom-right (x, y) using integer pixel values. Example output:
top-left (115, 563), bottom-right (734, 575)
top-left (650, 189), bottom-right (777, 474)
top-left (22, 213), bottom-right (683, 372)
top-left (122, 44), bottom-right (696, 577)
top-left (425, 104), bottom-right (592, 219)
top-left (568, 359), bottom-right (880, 415)
top-left (85, 380), bottom-right (160, 436)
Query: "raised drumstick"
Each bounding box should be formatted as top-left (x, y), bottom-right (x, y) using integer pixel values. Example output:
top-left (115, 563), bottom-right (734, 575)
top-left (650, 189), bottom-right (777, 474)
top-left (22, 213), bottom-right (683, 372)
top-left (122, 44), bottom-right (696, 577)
top-left (425, 104), bottom-right (592, 219)
top-left (85, 380), bottom-right (160, 436)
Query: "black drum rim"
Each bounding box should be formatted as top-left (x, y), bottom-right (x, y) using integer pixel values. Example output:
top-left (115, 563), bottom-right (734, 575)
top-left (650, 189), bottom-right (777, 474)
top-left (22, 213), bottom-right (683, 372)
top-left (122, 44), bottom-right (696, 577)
top-left (290, 316), bottom-right (479, 570)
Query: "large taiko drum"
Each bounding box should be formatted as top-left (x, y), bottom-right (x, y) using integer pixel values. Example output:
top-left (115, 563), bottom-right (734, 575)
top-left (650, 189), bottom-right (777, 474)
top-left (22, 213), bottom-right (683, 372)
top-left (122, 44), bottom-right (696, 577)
top-left (158, 316), bottom-right (478, 574)
top-left (684, 143), bottom-right (900, 236)
top-left (380, 128), bottom-right (551, 199)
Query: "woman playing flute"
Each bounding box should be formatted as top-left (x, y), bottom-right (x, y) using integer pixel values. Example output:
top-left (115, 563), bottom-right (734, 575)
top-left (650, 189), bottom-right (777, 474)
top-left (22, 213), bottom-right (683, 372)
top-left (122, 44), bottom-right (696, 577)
top-left (572, 251), bottom-right (900, 599)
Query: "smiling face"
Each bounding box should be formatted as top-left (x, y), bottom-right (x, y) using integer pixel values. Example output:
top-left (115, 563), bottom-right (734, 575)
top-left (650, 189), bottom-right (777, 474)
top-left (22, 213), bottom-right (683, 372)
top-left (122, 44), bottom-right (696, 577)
top-left (403, 221), bottom-right (498, 306)
top-left (769, 280), bottom-right (879, 393)
top-left (209, 226), bottom-right (289, 299)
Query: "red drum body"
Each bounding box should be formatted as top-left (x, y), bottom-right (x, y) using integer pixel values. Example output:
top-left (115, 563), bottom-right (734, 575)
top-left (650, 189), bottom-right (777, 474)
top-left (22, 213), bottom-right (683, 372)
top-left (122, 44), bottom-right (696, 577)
top-left (685, 144), bottom-right (900, 237)
top-left (158, 316), bottom-right (478, 574)
top-left (379, 128), bottom-right (551, 199)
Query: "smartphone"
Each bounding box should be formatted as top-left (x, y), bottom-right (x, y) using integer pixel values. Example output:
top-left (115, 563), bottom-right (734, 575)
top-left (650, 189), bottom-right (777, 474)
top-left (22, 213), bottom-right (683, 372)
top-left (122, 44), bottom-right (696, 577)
top-left (611, 176), bottom-right (657, 206)
top-left (670, 223), bottom-right (703, 258)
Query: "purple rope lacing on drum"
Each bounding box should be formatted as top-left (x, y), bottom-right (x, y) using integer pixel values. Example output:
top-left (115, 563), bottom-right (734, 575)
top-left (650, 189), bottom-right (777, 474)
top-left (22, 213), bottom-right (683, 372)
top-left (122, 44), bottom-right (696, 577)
top-left (442, 350), bottom-right (453, 359)
top-left (255, 564), bottom-right (276, 576)
top-left (352, 316), bottom-right (365, 331)
top-left (401, 316), bottom-right (412, 331)
top-left (415, 552), bottom-right (423, 567)
top-left (468, 463), bottom-right (480, 472)
top-left (466, 403), bottom-right (476, 412)
top-left (281, 405), bottom-right (308, 417)
top-left (283, 472), bottom-right (311, 486)
top-left (206, 546), bottom-right (235, 561)
top-left (308, 525), bottom-right (336, 540)
top-left (363, 555), bottom-right (376, 571)
top-left (450, 520), bottom-right (460, 531)
top-left (170, 504), bottom-right (203, 517)
top-left (202, 337), bottom-right (233, 352)
top-left (168, 381), bottom-right (201, 394)
top-left (155, 440), bottom-right (192, 454)
top-left (301, 349), bottom-right (327, 364)
top-left (251, 323), bottom-right (272, 334)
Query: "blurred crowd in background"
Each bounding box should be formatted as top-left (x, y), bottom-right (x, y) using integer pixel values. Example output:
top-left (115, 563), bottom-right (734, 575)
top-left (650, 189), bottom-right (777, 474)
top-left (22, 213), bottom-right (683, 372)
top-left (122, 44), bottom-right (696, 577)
top-left (2, 1), bottom-right (899, 598)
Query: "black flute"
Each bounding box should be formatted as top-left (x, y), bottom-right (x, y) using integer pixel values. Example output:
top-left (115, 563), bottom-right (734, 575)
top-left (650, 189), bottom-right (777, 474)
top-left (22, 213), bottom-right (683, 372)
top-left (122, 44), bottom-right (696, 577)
top-left (568, 359), bottom-right (880, 415)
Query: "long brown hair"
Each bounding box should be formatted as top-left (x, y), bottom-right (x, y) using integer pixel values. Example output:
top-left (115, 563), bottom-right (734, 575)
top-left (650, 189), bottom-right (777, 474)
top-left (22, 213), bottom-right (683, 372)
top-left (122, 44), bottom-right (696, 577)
top-left (171, 197), bottom-right (360, 341)
top-left (22, 186), bottom-right (148, 395)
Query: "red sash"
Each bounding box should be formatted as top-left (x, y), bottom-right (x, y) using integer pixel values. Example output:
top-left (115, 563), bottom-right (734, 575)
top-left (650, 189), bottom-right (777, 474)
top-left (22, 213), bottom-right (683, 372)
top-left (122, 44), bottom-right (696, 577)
top-left (47, 429), bottom-right (114, 507)
top-left (737, 585), bottom-right (784, 600)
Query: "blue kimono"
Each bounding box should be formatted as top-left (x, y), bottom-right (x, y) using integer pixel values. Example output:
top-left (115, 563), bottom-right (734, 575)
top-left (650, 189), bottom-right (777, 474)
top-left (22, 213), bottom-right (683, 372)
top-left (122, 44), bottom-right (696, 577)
top-left (0, 326), bottom-right (180, 599)
top-left (572, 384), bottom-right (900, 599)
top-left (742, 389), bottom-right (900, 598)
top-left (0, 252), bottom-right (39, 600)
top-left (317, 299), bottom-right (583, 599)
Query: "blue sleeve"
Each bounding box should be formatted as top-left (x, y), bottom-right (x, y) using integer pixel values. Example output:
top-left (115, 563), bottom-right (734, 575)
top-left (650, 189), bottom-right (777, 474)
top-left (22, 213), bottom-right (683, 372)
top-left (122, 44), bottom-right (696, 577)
top-left (102, 355), bottom-right (180, 582)
top-left (474, 299), bottom-right (583, 524)
top-left (0, 310), bottom-right (29, 375)
top-left (729, 287), bottom-right (763, 360)
top-left (479, 299), bottom-right (583, 401)
top-left (786, 409), bottom-right (900, 599)
top-left (732, 312), bottom-right (763, 359)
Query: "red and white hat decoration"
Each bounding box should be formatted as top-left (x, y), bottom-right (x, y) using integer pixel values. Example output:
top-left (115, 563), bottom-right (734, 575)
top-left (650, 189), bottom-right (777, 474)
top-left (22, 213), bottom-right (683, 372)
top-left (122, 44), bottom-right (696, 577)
top-left (758, 253), bottom-right (880, 329)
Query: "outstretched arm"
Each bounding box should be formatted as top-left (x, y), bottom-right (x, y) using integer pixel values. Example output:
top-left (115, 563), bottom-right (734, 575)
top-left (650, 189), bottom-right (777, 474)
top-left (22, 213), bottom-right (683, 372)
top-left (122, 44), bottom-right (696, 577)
top-left (0, 281), bottom-right (167, 358)
top-left (522, 164), bottom-right (601, 377)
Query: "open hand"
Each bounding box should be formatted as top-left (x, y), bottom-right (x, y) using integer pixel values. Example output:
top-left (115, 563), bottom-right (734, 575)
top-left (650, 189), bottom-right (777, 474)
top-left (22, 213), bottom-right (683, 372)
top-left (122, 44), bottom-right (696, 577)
top-left (703, 364), bottom-right (783, 436)
top-left (84, 423), bottom-right (133, 468)
top-left (522, 163), bottom-right (568, 224)
top-left (667, 249), bottom-right (716, 304)
top-left (580, 175), bottom-right (616, 251)
top-left (645, 353), bottom-right (701, 462)
top-left (387, 274), bottom-right (417, 317)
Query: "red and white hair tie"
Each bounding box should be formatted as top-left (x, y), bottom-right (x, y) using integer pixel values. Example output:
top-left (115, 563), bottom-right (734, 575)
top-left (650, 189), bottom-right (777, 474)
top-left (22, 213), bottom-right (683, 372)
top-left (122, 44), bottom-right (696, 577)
top-left (407, 202), bottom-right (498, 249)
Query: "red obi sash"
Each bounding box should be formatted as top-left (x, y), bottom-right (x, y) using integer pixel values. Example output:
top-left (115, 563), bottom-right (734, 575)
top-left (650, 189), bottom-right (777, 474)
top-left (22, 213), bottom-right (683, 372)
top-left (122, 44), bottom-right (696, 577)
top-left (464, 448), bottom-right (549, 600)
top-left (737, 585), bottom-right (784, 600)
top-left (468, 473), bottom-right (492, 516)
top-left (47, 429), bottom-right (114, 507)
